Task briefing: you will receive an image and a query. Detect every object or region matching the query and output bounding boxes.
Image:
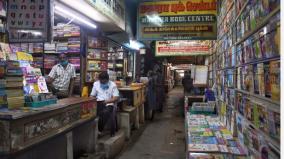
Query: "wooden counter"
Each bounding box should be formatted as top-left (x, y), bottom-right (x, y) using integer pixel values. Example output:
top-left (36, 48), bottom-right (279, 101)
top-left (118, 86), bottom-right (146, 107)
top-left (0, 97), bottom-right (97, 159)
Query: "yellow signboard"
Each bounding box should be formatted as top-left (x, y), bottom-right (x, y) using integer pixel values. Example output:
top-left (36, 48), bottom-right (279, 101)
top-left (138, 0), bottom-right (217, 40)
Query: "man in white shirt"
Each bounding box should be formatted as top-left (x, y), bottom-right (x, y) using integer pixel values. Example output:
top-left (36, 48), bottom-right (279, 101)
top-left (90, 72), bottom-right (119, 136)
top-left (46, 53), bottom-right (76, 99)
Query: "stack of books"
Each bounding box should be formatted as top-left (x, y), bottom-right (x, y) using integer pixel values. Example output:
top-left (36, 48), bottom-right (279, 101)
top-left (44, 43), bottom-right (56, 54)
top-left (6, 61), bottom-right (24, 109)
top-left (44, 55), bottom-right (57, 69)
top-left (32, 43), bottom-right (43, 53)
top-left (53, 24), bottom-right (80, 38)
top-left (56, 42), bottom-right (68, 53)
top-left (32, 57), bottom-right (44, 68)
top-left (68, 38), bottom-right (80, 53)
top-left (64, 25), bottom-right (80, 37)
top-left (187, 113), bottom-right (247, 156)
top-left (69, 57), bottom-right (80, 70)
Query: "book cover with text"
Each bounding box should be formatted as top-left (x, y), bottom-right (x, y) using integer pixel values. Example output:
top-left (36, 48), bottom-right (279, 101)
top-left (269, 60), bottom-right (280, 101)
top-left (257, 63), bottom-right (265, 96)
top-left (264, 62), bottom-right (271, 97)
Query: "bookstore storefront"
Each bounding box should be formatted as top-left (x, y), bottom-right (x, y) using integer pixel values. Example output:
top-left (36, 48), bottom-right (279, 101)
top-left (0, 1), bottom-right (143, 159)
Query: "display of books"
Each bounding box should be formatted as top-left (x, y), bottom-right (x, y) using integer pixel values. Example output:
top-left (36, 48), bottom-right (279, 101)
top-left (44, 43), bottom-right (56, 54)
top-left (188, 153), bottom-right (225, 159)
top-left (188, 144), bottom-right (219, 152)
top-left (86, 72), bottom-right (100, 83)
top-left (88, 49), bottom-right (108, 60)
top-left (88, 37), bottom-right (107, 48)
top-left (69, 57), bottom-right (80, 70)
top-left (53, 24), bottom-right (80, 38)
top-left (7, 96), bottom-right (25, 109)
top-left (213, 1), bottom-right (280, 158)
top-left (186, 113), bottom-right (247, 156)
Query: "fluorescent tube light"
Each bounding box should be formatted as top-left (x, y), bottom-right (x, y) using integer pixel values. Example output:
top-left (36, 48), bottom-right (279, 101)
top-left (58, 0), bottom-right (109, 23)
top-left (55, 5), bottom-right (97, 29)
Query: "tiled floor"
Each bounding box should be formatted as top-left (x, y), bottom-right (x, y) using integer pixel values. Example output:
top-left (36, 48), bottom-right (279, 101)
top-left (117, 87), bottom-right (185, 159)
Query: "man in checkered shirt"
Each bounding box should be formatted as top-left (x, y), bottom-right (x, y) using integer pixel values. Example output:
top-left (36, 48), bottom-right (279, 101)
top-left (46, 53), bottom-right (76, 99)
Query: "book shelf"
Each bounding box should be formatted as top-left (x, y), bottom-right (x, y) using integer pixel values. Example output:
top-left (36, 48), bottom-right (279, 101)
top-left (50, 24), bottom-right (82, 94)
top-left (108, 47), bottom-right (127, 79)
top-left (210, 0), bottom-right (280, 158)
top-left (85, 37), bottom-right (108, 83)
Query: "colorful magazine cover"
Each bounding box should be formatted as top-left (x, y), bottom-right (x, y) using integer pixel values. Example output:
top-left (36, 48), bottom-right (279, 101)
top-left (253, 64), bottom-right (259, 94)
top-left (188, 136), bottom-right (218, 145)
top-left (258, 106), bottom-right (268, 133)
top-left (244, 99), bottom-right (253, 122)
top-left (269, 60), bottom-right (280, 101)
top-left (263, 62), bottom-right (271, 98)
top-left (257, 63), bottom-right (265, 96)
top-left (188, 144), bottom-right (219, 152)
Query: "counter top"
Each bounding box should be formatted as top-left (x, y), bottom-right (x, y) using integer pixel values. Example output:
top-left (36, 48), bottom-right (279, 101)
top-left (118, 87), bottom-right (143, 91)
top-left (0, 97), bottom-right (96, 120)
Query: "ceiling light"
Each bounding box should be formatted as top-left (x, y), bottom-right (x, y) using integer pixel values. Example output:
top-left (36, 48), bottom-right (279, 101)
top-left (55, 5), bottom-right (97, 29)
top-left (58, 0), bottom-right (109, 23)
top-left (129, 40), bottom-right (144, 50)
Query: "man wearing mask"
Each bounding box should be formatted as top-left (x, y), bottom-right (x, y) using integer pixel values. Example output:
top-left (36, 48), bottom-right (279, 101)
top-left (46, 53), bottom-right (76, 99)
top-left (90, 72), bottom-right (119, 136)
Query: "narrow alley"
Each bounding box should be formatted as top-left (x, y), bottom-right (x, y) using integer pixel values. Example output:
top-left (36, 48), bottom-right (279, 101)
top-left (117, 87), bottom-right (185, 159)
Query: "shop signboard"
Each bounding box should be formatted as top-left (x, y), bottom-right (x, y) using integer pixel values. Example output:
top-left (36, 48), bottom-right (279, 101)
top-left (155, 40), bottom-right (210, 56)
top-left (7, 0), bottom-right (51, 43)
top-left (138, 0), bottom-right (217, 40)
top-left (86, 0), bottom-right (125, 30)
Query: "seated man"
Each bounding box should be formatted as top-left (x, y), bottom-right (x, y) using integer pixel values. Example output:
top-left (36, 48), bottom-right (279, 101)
top-left (46, 53), bottom-right (76, 99)
top-left (90, 72), bottom-right (119, 136)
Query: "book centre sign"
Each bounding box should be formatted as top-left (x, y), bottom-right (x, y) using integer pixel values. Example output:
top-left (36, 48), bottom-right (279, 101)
top-left (138, 0), bottom-right (217, 41)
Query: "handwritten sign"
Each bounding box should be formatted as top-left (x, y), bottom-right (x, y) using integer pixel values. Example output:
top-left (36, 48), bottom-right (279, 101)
top-left (7, 0), bottom-right (51, 42)
top-left (138, 0), bottom-right (217, 40)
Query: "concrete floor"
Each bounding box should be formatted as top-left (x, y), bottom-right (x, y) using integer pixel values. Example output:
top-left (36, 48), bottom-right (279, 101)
top-left (117, 87), bottom-right (186, 159)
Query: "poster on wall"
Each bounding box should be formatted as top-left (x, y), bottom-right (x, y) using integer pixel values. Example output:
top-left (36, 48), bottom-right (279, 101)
top-left (155, 40), bottom-right (210, 56)
top-left (193, 65), bottom-right (208, 85)
top-left (7, 0), bottom-right (51, 42)
top-left (138, 0), bottom-right (217, 41)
